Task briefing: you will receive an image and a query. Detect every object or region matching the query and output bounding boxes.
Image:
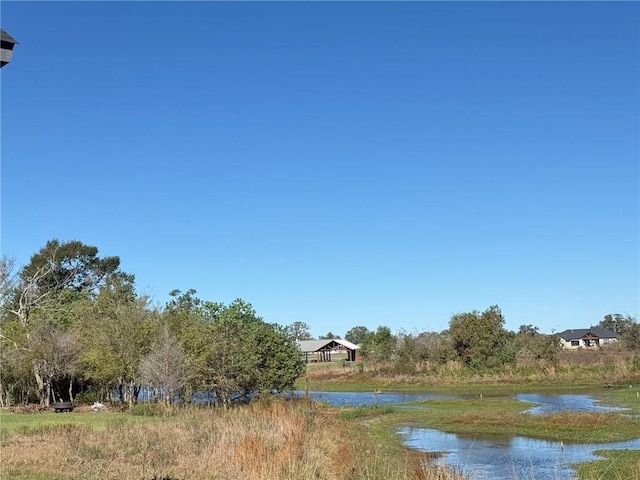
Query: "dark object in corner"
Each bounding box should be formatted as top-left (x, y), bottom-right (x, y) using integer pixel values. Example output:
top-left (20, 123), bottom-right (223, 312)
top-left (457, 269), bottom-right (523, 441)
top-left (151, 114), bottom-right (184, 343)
top-left (51, 401), bottom-right (74, 413)
top-left (1, 29), bottom-right (18, 68)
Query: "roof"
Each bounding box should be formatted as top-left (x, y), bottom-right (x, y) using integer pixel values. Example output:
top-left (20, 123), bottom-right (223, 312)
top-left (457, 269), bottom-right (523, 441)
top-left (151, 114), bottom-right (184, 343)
top-left (556, 327), bottom-right (619, 341)
top-left (1, 30), bottom-right (18, 45)
top-left (297, 339), bottom-right (360, 352)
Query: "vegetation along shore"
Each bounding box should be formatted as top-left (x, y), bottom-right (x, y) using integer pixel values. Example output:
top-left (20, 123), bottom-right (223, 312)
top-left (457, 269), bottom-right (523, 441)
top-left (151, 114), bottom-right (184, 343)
top-left (1, 240), bottom-right (639, 479)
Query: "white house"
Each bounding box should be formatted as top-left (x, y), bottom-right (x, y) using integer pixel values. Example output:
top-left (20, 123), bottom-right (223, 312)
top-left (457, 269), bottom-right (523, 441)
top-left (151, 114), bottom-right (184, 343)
top-left (557, 326), bottom-right (619, 349)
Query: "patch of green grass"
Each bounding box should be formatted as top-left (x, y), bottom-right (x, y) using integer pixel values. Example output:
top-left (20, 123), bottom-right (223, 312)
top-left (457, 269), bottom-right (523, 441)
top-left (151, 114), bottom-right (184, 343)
top-left (338, 404), bottom-right (396, 420)
top-left (0, 410), bottom-right (160, 439)
top-left (368, 397), bottom-right (640, 443)
top-left (575, 449), bottom-right (640, 480)
top-left (599, 387), bottom-right (640, 415)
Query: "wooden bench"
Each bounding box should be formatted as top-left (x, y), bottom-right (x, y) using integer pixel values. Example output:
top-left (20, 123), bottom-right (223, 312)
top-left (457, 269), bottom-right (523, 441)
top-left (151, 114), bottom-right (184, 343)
top-left (51, 401), bottom-right (74, 412)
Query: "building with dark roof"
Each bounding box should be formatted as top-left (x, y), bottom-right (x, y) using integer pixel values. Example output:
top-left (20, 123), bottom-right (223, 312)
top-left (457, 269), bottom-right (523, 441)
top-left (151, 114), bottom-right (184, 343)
top-left (1, 29), bottom-right (18, 68)
top-left (556, 326), bottom-right (619, 349)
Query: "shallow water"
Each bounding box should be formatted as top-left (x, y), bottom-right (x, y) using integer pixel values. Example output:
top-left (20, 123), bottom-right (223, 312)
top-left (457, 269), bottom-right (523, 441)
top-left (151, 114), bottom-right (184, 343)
top-left (400, 427), bottom-right (640, 480)
top-left (298, 390), bottom-right (628, 415)
top-left (514, 393), bottom-right (628, 414)
top-left (301, 389), bottom-right (638, 479)
top-left (298, 390), bottom-right (461, 406)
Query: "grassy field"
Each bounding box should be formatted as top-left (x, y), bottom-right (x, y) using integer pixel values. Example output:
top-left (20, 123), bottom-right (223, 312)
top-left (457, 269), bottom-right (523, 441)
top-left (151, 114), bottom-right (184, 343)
top-left (0, 399), bottom-right (465, 480)
top-left (575, 450), bottom-right (640, 480)
top-left (2, 392), bottom-right (639, 480)
top-left (3, 352), bottom-right (639, 480)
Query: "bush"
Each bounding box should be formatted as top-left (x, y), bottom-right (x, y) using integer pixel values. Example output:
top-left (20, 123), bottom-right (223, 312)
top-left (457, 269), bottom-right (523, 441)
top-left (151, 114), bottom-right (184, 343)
top-left (129, 402), bottom-right (162, 417)
top-left (73, 389), bottom-right (99, 405)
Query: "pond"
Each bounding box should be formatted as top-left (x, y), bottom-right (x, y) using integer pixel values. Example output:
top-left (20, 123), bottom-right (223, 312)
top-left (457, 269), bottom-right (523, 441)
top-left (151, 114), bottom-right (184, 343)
top-left (300, 390), bottom-right (638, 479)
top-left (299, 390), bottom-right (627, 415)
top-left (514, 393), bottom-right (629, 415)
top-left (400, 427), bottom-right (640, 480)
top-left (299, 390), bottom-right (462, 406)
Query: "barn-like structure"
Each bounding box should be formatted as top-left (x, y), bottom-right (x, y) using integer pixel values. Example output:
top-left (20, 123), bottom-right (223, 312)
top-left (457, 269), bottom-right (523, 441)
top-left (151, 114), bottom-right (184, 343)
top-left (297, 339), bottom-right (360, 362)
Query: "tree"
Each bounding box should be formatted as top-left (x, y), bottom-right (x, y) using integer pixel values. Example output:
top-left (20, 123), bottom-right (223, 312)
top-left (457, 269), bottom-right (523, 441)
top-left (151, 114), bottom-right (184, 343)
top-left (80, 283), bottom-right (158, 407)
top-left (24, 322), bottom-right (80, 406)
top-left (344, 325), bottom-right (369, 345)
top-left (319, 331), bottom-right (340, 340)
top-left (394, 331), bottom-right (456, 373)
top-left (360, 326), bottom-right (396, 362)
top-left (517, 324), bottom-right (539, 336)
top-left (285, 321), bottom-right (312, 341)
top-left (599, 314), bottom-right (636, 335)
top-left (448, 305), bottom-right (514, 369)
top-left (620, 318), bottom-right (640, 351)
top-left (21, 239), bottom-right (121, 295)
top-left (139, 326), bottom-right (188, 406)
top-left (196, 300), bottom-right (304, 408)
top-left (5, 240), bottom-right (124, 327)
top-left (514, 326), bottom-right (560, 365)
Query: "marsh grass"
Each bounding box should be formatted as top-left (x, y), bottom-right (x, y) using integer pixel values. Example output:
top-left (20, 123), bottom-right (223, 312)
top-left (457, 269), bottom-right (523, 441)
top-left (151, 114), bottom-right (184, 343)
top-left (0, 399), bottom-right (466, 480)
top-left (575, 449), bottom-right (640, 480)
top-left (384, 398), bottom-right (640, 443)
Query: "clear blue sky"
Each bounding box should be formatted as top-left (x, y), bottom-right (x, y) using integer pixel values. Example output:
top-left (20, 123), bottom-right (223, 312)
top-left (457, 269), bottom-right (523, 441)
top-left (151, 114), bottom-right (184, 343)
top-left (1, 1), bottom-right (638, 337)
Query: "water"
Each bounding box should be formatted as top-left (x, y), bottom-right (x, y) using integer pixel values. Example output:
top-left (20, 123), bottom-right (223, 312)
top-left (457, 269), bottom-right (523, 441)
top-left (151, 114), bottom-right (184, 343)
top-left (299, 390), bottom-right (630, 414)
top-left (400, 427), bottom-right (640, 480)
top-left (300, 390), bottom-right (639, 479)
top-left (514, 393), bottom-right (629, 415)
top-left (298, 390), bottom-right (461, 406)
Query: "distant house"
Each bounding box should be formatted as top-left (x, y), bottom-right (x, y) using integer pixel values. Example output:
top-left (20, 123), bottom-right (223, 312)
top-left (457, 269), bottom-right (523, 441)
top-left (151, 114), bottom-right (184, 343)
top-left (557, 327), bottom-right (619, 349)
top-left (296, 339), bottom-right (360, 362)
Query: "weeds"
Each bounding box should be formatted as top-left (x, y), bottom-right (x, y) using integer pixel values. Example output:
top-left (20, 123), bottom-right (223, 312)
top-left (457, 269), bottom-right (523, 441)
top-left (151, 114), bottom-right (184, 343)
top-left (0, 399), bottom-right (465, 480)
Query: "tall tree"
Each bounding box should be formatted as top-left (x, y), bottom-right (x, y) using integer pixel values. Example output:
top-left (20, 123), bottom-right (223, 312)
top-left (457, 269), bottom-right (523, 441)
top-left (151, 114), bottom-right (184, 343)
top-left (8, 240), bottom-right (124, 326)
top-left (599, 314), bottom-right (636, 335)
top-left (80, 280), bottom-right (158, 407)
top-left (194, 300), bottom-right (304, 408)
top-left (139, 326), bottom-right (188, 406)
top-left (286, 321), bottom-right (312, 341)
top-left (620, 317), bottom-right (640, 351)
top-left (344, 325), bottom-right (370, 345)
top-left (449, 305), bottom-right (514, 369)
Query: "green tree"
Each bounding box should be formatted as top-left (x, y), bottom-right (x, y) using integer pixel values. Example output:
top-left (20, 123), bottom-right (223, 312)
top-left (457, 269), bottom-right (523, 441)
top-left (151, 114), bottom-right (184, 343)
top-left (394, 331), bottom-right (456, 373)
top-left (517, 324), bottom-right (539, 336)
top-left (514, 326), bottom-right (560, 365)
top-left (449, 305), bottom-right (514, 369)
top-left (194, 300), bottom-right (304, 408)
top-left (620, 319), bottom-right (640, 351)
top-left (79, 281), bottom-right (158, 408)
top-left (14, 240), bottom-right (124, 325)
top-left (360, 326), bottom-right (396, 362)
top-left (285, 321), bottom-right (312, 341)
top-left (319, 331), bottom-right (340, 340)
top-left (344, 325), bottom-right (370, 345)
top-left (599, 314), bottom-right (636, 335)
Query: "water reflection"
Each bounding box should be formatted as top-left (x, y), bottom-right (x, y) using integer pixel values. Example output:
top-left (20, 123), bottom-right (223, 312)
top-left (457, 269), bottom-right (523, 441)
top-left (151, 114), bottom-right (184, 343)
top-left (298, 390), bottom-right (625, 415)
top-left (514, 393), bottom-right (629, 415)
top-left (400, 427), bottom-right (640, 480)
top-left (298, 390), bottom-right (459, 406)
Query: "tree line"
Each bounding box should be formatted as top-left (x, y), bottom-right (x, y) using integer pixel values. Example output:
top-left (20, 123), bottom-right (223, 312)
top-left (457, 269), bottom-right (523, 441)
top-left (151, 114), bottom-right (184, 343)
top-left (0, 240), bottom-right (304, 408)
top-left (2, 239), bottom-right (638, 407)
top-left (291, 309), bottom-right (640, 374)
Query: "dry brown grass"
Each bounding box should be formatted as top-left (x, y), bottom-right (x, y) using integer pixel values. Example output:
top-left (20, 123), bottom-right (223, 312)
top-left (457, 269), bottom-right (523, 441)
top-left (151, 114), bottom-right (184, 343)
top-left (305, 350), bottom-right (640, 387)
top-left (0, 399), bottom-right (466, 480)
